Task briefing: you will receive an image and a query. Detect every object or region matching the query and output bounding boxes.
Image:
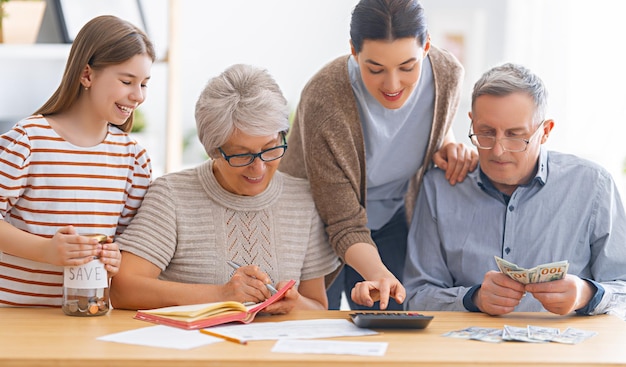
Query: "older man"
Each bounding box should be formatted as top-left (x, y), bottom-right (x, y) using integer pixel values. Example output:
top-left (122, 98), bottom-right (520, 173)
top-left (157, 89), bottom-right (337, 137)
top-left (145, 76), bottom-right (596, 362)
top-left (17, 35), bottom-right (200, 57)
top-left (402, 63), bottom-right (626, 318)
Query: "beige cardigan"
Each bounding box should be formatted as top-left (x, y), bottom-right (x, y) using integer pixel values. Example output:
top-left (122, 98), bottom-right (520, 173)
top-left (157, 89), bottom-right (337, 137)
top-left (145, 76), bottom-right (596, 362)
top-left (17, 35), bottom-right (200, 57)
top-left (280, 46), bottom-right (464, 264)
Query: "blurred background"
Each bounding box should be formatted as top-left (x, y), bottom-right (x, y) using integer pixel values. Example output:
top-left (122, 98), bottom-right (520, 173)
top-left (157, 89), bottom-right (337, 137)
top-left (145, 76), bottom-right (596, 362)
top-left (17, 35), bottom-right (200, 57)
top-left (1, 0), bottom-right (625, 198)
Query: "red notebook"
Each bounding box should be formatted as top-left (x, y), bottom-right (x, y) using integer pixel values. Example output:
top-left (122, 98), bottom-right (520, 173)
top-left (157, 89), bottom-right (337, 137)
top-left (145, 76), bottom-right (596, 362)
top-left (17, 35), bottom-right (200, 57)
top-left (133, 280), bottom-right (296, 330)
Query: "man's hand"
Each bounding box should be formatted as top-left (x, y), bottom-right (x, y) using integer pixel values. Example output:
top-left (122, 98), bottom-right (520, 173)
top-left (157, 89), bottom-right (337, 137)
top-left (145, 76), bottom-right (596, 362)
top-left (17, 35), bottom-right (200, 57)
top-left (432, 142), bottom-right (478, 185)
top-left (350, 277), bottom-right (405, 310)
top-left (525, 274), bottom-right (594, 315)
top-left (474, 270), bottom-right (526, 315)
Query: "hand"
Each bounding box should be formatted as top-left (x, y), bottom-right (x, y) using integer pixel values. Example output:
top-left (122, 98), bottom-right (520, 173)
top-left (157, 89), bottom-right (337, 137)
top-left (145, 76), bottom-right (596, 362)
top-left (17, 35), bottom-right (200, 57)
top-left (221, 265), bottom-right (272, 304)
top-left (432, 142), bottom-right (478, 185)
top-left (474, 271), bottom-right (526, 315)
top-left (525, 274), bottom-right (594, 315)
top-left (99, 238), bottom-right (121, 277)
top-left (261, 280), bottom-right (300, 314)
top-left (350, 276), bottom-right (405, 310)
top-left (46, 226), bottom-right (102, 266)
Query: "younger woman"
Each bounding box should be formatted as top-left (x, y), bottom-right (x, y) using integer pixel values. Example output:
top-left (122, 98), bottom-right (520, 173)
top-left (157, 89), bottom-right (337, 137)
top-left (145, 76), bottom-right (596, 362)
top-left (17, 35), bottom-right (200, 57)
top-left (280, 0), bottom-right (478, 310)
top-left (0, 15), bottom-right (155, 307)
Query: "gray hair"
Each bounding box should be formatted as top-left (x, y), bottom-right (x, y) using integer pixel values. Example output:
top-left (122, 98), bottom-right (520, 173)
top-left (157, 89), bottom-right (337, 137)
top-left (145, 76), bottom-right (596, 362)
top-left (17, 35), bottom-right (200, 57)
top-left (471, 63), bottom-right (548, 124)
top-left (195, 64), bottom-right (290, 157)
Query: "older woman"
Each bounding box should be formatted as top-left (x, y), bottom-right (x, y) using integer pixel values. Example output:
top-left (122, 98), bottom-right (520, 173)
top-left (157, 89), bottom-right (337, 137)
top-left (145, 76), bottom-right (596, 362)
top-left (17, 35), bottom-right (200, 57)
top-left (110, 64), bottom-right (339, 313)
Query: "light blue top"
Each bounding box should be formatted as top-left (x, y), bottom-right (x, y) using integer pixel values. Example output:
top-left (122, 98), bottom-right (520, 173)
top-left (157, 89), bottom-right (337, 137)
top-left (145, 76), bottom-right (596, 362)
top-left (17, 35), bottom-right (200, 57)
top-left (404, 148), bottom-right (626, 317)
top-left (348, 56), bottom-right (434, 230)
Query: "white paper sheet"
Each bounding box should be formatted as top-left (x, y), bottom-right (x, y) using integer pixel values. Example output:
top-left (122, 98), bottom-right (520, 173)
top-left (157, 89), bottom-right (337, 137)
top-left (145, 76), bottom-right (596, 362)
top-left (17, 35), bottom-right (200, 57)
top-left (205, 318), bottom-right (378, 341)
top-left (97, 325), bottom-right (223, 349)
top-left (271, 339), bottom-right (388, 356)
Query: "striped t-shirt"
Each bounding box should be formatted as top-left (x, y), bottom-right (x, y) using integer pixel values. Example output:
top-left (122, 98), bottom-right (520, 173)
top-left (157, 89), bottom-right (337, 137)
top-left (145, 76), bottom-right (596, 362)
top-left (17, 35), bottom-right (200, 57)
top-left (0, 115), bottom-right (152, 307)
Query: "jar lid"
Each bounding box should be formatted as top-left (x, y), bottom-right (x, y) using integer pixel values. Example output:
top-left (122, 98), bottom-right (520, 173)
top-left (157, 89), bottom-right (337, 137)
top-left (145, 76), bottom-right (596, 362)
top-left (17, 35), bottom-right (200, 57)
top-left (81, 234), bottom-right (108, 243)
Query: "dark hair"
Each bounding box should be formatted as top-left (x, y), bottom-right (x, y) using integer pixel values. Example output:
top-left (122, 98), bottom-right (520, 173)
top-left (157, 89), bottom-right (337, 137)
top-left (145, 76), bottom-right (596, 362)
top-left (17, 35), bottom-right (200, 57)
top-left (35, 15), bottom-right (155, 133)
top-left (350, 0), bottom-right (428, 53)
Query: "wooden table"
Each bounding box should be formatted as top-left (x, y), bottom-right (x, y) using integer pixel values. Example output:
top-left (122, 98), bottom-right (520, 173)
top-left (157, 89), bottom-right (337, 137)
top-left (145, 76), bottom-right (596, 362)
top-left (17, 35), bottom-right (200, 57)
top-left (1, 308), bottom-right (625, 366)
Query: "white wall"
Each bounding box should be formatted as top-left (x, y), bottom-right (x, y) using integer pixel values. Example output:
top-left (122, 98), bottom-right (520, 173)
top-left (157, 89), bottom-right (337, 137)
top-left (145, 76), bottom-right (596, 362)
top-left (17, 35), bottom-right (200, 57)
top-left (422, 0), bottom-right (626, 196)
top-left (2, 0), bottom-right (625, 195)
top-left (139, 0), bottom-right (360, 174)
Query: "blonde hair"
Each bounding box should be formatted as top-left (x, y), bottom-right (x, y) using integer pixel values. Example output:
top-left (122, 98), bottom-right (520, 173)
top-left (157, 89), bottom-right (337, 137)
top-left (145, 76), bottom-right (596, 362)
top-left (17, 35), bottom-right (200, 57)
top-left (35, 15), bottom-right (155, 133)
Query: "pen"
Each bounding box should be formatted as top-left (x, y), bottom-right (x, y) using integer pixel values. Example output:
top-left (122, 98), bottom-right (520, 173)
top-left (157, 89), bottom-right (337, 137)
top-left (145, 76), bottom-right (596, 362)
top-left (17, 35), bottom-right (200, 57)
top-left (226, 260), bottom-right (278, 295)
top-left (199, 329), bottom-right (247, 345)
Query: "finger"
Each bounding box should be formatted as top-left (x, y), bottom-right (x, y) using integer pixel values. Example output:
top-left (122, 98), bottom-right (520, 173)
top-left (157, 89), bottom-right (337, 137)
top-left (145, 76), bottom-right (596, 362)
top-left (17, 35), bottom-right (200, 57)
top-left (377, 282), bottom-right (391, 310)
top-left (432, 151), bottom-right (447, 170)
top-left (492, 272), bottom-right (526, 292)
top-left (247, 285), bottom-right (269, 303)
top-left (67, 255), bottom-right (97, 266)
top-left (238, 276), bottom-right (271, 302)
top-left (57, 225), bottom-right (77, 235)
top-left (455, 150), bottom-right (473, 183)
top-left (351, 284), bottom-right (373, 307)
top-left (69, 243), bottom-right (101, 258)
top-left (444, 149), bottom-right (459, 182)
top-left (447, 147), bottom-right (466, 184)
top-left (239, 265), bottom-right (272, 284)
top-left (102, 242), bottom-right (119, 251)
top-left (392, 283), bottom-right (406, 304)
top-left (469, 149), bottom-right (479, 171)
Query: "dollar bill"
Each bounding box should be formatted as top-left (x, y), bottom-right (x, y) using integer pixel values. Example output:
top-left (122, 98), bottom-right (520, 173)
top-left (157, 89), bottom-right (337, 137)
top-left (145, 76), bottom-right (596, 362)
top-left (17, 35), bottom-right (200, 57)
top-left (442, 327), bottom-right (483, 339)
top-left (502, 325), bottom-right (545, 343)
top-left (494, 256), bottom-right (569, 284)
top-left (442, 327), bottom-right (503, 343)
top-left (551, 327), bottom-right (598, 344)
top-left (469, 328), bottom-right (503, 343)
top-left (443, 325), bottom-right (597, 344)
top-left (527, 325), bottom-right (560, 342)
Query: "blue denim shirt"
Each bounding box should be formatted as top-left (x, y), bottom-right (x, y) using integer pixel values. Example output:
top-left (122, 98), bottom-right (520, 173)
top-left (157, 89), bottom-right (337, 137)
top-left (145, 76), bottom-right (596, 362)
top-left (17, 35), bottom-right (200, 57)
top-left (404, 148), bottom-right (626, 317)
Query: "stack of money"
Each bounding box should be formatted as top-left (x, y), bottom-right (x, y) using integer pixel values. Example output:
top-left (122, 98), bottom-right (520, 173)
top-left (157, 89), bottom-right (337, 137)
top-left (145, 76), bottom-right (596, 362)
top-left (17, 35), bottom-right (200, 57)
top-left (443, 325), bottom-right (597, 344)
top-left (494, 256), bottom-right (569, 284)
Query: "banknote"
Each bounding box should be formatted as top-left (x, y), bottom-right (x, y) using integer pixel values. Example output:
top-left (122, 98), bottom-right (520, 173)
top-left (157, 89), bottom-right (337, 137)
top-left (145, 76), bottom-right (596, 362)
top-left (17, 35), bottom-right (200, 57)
top-left (527, 325), bottom-right (560, 342)
top-left (443, 325), bottom-right (596, 344)
top-left (469, 328), bottom-right (503, 343)
top-left (502, 325), bottom-right (545, 343)
top-left (551, 327), bottom-right (598, 344)
top-left (494, 256), bottom-right (569, 284)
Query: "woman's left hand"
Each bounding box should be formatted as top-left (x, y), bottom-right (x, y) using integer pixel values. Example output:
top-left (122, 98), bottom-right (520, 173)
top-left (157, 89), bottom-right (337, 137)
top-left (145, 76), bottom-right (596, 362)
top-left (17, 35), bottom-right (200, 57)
top-left (261, 281), bottom-right (301, 314)
top-left (432, 142), bottom-right (478, 185)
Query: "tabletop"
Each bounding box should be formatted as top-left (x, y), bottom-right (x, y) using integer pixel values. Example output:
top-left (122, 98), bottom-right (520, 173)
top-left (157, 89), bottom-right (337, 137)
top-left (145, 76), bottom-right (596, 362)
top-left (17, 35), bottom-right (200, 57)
top-left (1, 307), bottom-right (625, 367)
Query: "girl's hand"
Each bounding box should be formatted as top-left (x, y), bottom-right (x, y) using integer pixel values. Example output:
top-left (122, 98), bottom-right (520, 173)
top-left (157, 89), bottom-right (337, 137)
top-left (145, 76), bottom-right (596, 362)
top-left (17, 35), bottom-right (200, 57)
top-left (47, 226), bottom-right (101, 266)
top-left (99, 238), bottom-right (121, 277)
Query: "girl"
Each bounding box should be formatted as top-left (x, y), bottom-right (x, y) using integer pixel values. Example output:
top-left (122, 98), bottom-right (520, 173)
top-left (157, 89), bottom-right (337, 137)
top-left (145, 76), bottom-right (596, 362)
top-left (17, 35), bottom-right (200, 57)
top-left (0, 15), bottom-right (155, 307)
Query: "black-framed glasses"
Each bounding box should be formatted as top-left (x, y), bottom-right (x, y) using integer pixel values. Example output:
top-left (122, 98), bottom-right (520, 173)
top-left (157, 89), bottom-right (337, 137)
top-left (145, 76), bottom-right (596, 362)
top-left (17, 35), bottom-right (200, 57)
top-left (218, 132), bottom-right (288, 167)
top-left (468, 121), bottom-right (545, 153)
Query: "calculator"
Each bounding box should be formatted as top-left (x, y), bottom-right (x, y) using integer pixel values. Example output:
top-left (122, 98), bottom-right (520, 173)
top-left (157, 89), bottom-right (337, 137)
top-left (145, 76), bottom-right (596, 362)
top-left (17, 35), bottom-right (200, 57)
top-left (349, 312), bottom-right (434, 329)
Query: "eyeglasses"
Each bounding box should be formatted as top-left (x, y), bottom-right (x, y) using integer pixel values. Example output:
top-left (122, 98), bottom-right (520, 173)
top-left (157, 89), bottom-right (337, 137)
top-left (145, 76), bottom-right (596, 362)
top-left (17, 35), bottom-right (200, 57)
top-left (218, 132), bottom-right (288, 167)
top-left (468, 121), bottom-right (545, 153)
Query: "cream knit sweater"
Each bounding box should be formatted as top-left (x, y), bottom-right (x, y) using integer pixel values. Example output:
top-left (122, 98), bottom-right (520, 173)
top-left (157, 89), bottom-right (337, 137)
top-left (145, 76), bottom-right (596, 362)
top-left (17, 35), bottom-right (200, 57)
top-left (117, 160), bottom-right (339, 286)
